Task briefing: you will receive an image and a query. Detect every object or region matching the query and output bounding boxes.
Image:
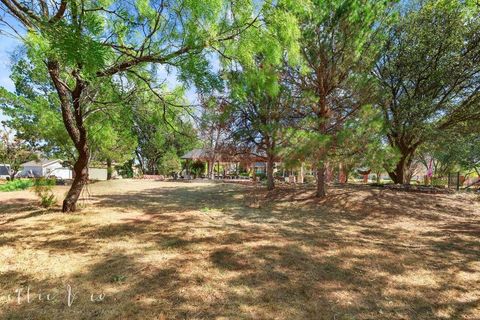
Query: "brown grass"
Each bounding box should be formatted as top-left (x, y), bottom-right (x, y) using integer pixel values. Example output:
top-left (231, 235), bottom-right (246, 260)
top-left (0, 180), bottom-right (479, 319)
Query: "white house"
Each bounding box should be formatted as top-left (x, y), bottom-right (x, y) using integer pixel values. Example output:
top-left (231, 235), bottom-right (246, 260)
top-left (18, 159), bottom-right (72, 179)
top-left (17, 159), bottom-right (113, 180)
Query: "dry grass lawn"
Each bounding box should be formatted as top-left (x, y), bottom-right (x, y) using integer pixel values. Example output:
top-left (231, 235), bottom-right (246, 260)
top-left (0, 180), bottom-right (479, 319)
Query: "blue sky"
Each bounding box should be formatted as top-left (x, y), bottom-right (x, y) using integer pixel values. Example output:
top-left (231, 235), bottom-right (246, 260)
top-left (0, 35), bottom-right (19, 124)
top-left (0, 36), bottom-right (16, 92)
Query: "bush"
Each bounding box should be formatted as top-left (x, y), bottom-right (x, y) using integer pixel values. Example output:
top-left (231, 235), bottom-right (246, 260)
top-left (190, 161), bottom-right (206, 178)
top-left (33, 178), bottom-right (57, 208)
top-left (0, 179), bottom-right (33, 192)
top-left (304, 175), bottom-right (316, 184)
top-left (158, 150), bottom-right (182, 176)
top-left (255, 173), bottom-right (267, 181)
top-left (117, 160), bottom-right (134, 178)
top-left (431, 177), bottom-right (448, 187)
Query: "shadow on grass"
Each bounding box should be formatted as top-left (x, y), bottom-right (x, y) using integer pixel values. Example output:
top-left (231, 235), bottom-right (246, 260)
top-left (0, 182), bottom-right (479, 319)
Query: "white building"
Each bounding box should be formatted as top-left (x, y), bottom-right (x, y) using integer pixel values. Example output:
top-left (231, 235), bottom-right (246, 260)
top-left (17, 159), bottom-right (113, 181)
top-left (18, 159), bottom-right (72, 179)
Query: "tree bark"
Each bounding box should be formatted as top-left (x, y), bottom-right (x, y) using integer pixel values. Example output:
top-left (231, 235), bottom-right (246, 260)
top-left (63, 146), bottom-right (89, 212)
top-left (47, 60), bottom-right (90, 212)
top-left (107, 158), bottom-right (112, 180)
top-left (388, 150), bottom-right (415, 184)
top-left (266, 155), bottom-right (275, 191)
top-left (316, 161), bottom-right (326, 197)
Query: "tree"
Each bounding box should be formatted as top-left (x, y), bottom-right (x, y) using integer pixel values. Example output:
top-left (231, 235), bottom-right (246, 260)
top-left (374, 0), bottom-right (480, 184)
top-left (332, 105), bottom-right (399, 183)
top-left (286, 0), bottom-right (391, 197)
top-left (223, 0), bottom-right (301, 190)
top-left (1, 56), bottom-right (138, 178)
top-left (198, 95), bottom-right (232, 179)
top-left (158, 149), bottom-right (182, 176)
top-left (0, 127), bottom-right (37, 180)
top-left (418, 121), bottom-right (480, 180)
top-left (131, 87), bottom-right (197, 175)
top-left (228, 64), bottom-right (295, 190)
top-left (0, 0), bottom-right (256, 212)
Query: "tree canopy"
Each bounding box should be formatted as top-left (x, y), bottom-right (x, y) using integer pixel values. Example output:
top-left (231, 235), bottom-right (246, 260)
top-left (0, 0), bottom-right (479, 207)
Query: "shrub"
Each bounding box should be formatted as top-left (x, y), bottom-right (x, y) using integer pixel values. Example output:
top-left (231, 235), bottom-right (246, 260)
top-left (117, 160), bottom-right (134, 178)
top-left (190, 161), bottom-right (206, 178)
top-left (304, 175), bottom-right (316, 184)
top-left (158, 150), bottom-right (182, 176)
top-left (0, 179), bottom-right (33, 192)
top-left (255, 173), bottom-right (267, 181)
top-left (33, 178), bottom-right (57, 208)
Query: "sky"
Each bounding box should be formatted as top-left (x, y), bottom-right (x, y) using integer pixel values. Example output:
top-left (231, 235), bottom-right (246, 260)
top-left (0, 36), bottom-right (18, 123)
top-left (0, 37), bottom-right (16, 91)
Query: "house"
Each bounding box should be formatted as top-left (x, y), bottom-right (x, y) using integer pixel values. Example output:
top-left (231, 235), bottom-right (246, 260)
top-left (181, 148), bottom-right (269, 178)
top-left (18, 159), bottom-right (72, 179)
top-left (0, 164), bottom-right (11, 179)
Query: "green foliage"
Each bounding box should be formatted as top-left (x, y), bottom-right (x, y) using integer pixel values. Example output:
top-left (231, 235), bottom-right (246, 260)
top-left (116, 160), bottom-right (135, 178)
top-left (418, 122), bottom-right (480, 177)
top-left (255, 173), bottom-right (267, 181)
top-left (32, 178), bottom-right (57, 208)
top-left (0, 0), bottom-right (258, 211)
top-left (333, 105), bottom-right (400, 174)
top-left (189, 161), bottom-right (206, 177)
top-left (0, 179), bottom-right (33, 192)
top-left (158, 150), bottom-right (182, 175)
top-left (374, 0), bottom-right (480, 182)
top-left (281, 0), bottom-right (393, 190)
top-left (132, 87), bottom-right (198, 174)
top-left (1, 0), bottom-right (479, 195)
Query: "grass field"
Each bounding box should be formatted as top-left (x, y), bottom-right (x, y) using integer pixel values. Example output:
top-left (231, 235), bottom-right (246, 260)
top-left (0, 180), bottom-right (479, 319)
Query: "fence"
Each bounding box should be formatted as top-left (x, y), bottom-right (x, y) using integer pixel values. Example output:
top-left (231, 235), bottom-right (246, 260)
top-left (447, 172), bottom-right (460, 191)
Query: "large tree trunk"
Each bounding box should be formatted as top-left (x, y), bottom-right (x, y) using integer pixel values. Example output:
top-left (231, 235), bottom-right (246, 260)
top-left (316, 161), bottom-right (326, 197)
top-left (388, 150), bottom-right (415, 184)
top-left (63, 146), bottom-right (89, 212)
top-left (314, 94), bottom-right (329, 197)
top-left (48, 60), bottom-right (90, 212)
top-left (266, 155), bottom-right (275, 191)
top-left (106, 158), bottom-right (113, 180)
top-left (208, 158), bottom-right (216, 179)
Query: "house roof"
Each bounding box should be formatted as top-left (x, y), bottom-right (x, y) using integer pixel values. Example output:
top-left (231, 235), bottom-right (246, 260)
top-left (181, 148), bottom-right (270, 163)
top-left (21, 159), bottom-right (62, 167)
top-left (181, 148), bottom-right (211, 160)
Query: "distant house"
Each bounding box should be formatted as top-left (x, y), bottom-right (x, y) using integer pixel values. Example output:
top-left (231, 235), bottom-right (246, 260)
top-left (18, 159), bottom-right (72, 179)
top-left (0, 164), bottom-right (11, 179)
